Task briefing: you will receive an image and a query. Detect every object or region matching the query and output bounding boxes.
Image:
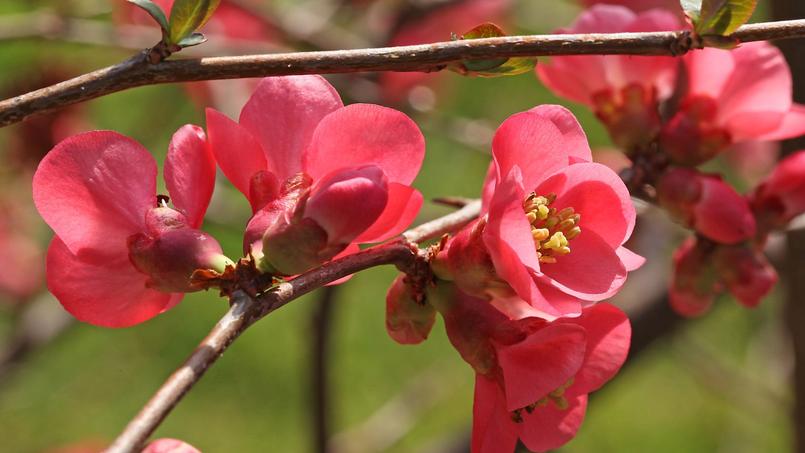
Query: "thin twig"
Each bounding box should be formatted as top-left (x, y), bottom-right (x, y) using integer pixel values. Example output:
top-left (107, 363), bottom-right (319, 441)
top-left (105, 200), bottom-right (481, 453)
top-left (3, 20), bottom-right (805, 127)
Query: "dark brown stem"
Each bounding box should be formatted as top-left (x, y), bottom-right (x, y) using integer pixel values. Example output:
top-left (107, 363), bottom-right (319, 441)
top-left (105, 200), bottom-right (481, 453)
top-left (312, 286), bottom-right (338, 453)
top-left (771, 2), bottom-right (805, 453)
top-left (3, 20), bottom-right (805, 127)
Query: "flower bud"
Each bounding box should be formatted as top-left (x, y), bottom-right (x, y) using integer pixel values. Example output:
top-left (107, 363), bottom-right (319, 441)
top-left (592, 83), bottom-right (663, 152)
top-left (385, 274), bottom-right (436, 345)
top-left (751, 150), bottom-right (805, 232)
top-left (435, 218), bottom-right (515, 300)
top-left (660, 97), bottom-right (731, 167)
top-left (257, 167), bottom-right (390, 276)
top-left (714, 245), bottom-right (777, 308)
top-left (669, 238), bottom-right (719, 317)
top-left (128, 226), bottom-right (231, 293)
top-left (658, 168), bottom-right (755, 244)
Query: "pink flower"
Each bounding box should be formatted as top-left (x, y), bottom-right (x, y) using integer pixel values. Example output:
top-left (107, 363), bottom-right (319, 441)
top-left (443, 105), bottom-right (642, 319)
top-left (142, 438), bottom-right (201, 453)
top-left (668, 237), bottom-right (718, 316)
top-left (751, 150), bottom-right (805, 232)
top-left (205, 75), bottom-right (424, 275)
top-left (380, 0), bottom-right (511, 105)
top-left (657, 167), bottom-right (756, 244)
top-left (33, 128), bottom-right (229, 327)
top-left (661, 42), bottom-right (805, 166)
top-left (536, 5), bottom-right (680, 150)
top-left (435, 288), bottom-right (630, 453)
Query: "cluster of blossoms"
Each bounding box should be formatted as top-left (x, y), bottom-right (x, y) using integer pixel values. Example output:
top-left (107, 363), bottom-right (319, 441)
top-left (33, 72), bottom-right (638, 450)
top-left (537, 3), bottom-right (805, 316)
top-left (26, 0), bottom-right (805, 451)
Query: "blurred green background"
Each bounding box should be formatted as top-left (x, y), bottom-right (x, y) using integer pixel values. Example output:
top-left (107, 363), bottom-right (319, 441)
top-left (0, 1), bottom-right (793, 452)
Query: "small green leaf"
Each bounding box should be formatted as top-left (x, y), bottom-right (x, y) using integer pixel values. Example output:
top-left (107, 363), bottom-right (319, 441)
top-left (682, 0), bottom-right (757, 36)
top-left (449, 23), bottom-right (536, 78)
top-left (127, 0), bottom-right (169, 32)
top-left (167, 0), bottom-right (222, 44)
top-left (177, 32), bottom-right (208, 48)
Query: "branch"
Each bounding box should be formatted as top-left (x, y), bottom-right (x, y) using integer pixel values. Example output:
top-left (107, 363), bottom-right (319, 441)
top-left (105, 200), bottom-right (481, 453)
top-left (2, 20), bottom-right (805, 127)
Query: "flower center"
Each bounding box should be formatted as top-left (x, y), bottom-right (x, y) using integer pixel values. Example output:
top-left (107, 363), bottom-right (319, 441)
top-left (510, 378), bottom-right (574, 423)
top-left (522, 192), bottom-right (581, 264)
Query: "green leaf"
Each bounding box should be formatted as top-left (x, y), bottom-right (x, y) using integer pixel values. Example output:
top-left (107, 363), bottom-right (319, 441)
top-left (681, 0), bottom-right (757, 36)
top-left (127, 0), bottom-right (169, 33)
top-left (167, 0), bottom-right (222, 44)
top-left (177, 32), bottom-right (208, 48)
top-left (449, 23), bottom-right (536, 78)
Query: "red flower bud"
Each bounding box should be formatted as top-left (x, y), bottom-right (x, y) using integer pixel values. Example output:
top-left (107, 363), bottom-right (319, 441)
top-left (658, 168), bottom-right (755, 244)
top-left (385, 275), bottom-right (437, 345)
top-left (751, 150), bottom-right (805, 232)
top-left (669, 238), bottom-right (718, 317)
top-left (714, 245), bottom-right (777, 308)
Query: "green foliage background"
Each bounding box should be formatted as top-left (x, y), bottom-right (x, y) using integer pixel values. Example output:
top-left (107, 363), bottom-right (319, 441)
top-left (0, 1), bottom-right (791, 452)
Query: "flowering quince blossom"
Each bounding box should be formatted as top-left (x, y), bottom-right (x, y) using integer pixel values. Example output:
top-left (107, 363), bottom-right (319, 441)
top-left (661, 42), bottom-right (805, 166)
top-left (142, 438), bottom-right (201, 453)
top-left (669, 237), bottom-right (777, 316)
top-left (425, 285), bottom-right (629, 453)
top-left (536, 5), bottom-right (680, 150)
top-left (751, 150), bottom-right (805, 233)
top-left (205, 75), bottom-right (424, 275)
top-left (657, 167), bottom-right (756, 244)
top-left (33, 128), bottom-right (230, 327)
top-left (438, 105), bottom-right (642, 319)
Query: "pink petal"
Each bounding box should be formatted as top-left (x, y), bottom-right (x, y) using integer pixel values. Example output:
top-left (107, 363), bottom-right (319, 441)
top-left (567, 4), bottom-right (636, 33)
top-left (484, 168), bottom-right (562, 317)
top-left (616, 246), bottom-right (645, 271)
top-left (46, 237), bottom-right (177, 328)
top-left (756, 103), bottom-right (805, 141)
top-left (685, 48), bottom-right (736, 99)
top-left (695, 176), bottom-right (756, 244)
top-left (472, 375), bottom-right (520, 453)
top-left (536, 162), bottom-right (636, 248)
top-left (536, 229), bottom-right (628, 301)
top-left (519, 395), bottom-right (588, 452)
top-left (143, 438), bottom-right (201, 453)
top-left (496, 323), bottom-right (587, 411)
top-left (492, 112), bottom-right (575, 191)
top-left (564, 303), bottom-right (631, 394)
top-left (718, 43), bottom-right (792, 126)
top-left (481, 161), bottom-right (496, 214)
top-left (239, 76), bottom-right (343, 181)
top-left (205, 108), bottom-right (268, 203)
top-left (303, 104), bottom-right (425, 186)
top-left (527, 105), bottom-right (593, 163)
top-left (32, 131), bottom-right (155, 256)
top-left (355, 183), bottom-right (423, 243)
top-left (305, 166), bottom-right (389, 245)
top-left (164, 125), bottom-right (216, 228)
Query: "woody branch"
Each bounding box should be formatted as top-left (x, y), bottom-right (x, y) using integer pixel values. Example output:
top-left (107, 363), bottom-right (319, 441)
top-left (104, 200), bottom-right (481, 453)
top-left (1, 19), bottom-right (805, 127)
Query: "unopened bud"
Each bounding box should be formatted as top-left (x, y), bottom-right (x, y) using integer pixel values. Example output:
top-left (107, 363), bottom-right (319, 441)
top-left (385, 274), bottom-right (436, 345)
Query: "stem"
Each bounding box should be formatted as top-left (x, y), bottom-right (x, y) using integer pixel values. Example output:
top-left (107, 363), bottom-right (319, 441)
top-left (2, 20), bottom-right (805, 127)
top-left (105, 201), bottom-right (482, 453)
top-left (312, 286), bottom-right (338, 453)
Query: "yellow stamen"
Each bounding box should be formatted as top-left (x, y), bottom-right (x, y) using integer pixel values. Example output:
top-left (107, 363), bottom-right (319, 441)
top-left (522, 193), bottom-right (582, 264)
